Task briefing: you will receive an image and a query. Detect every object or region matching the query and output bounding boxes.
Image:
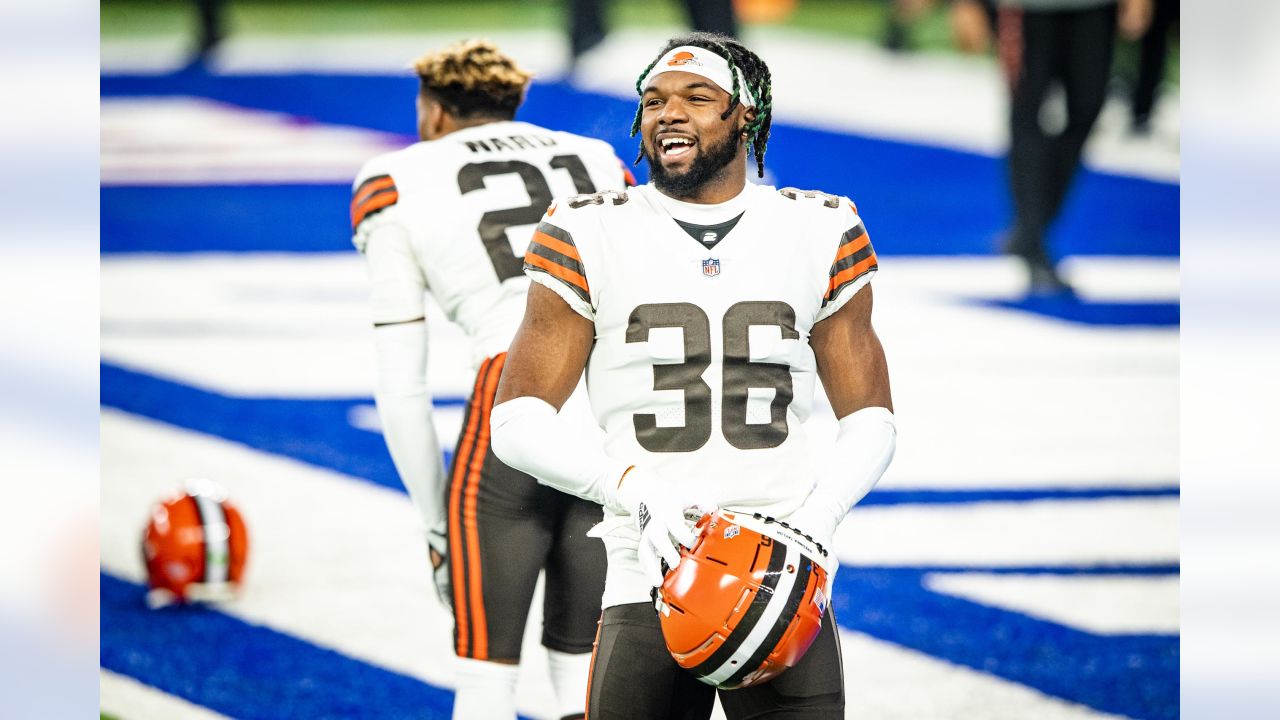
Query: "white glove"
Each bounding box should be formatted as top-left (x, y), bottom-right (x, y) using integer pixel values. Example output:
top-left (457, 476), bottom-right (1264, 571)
top-left (781, 499), bottom-right (840, 575)
top-left (613, 466), bottom-right (703, 586)
top-left (425, 524), bottom-right (452, 610)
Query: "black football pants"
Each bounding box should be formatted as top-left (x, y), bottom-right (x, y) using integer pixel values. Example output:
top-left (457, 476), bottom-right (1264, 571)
top-left (586, 602), bottom-right (844, 719)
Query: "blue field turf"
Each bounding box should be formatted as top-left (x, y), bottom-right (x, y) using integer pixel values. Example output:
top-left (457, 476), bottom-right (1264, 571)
top-left (102, 573), bottom-right (491, 720)
top-left (102, 71), bottom-right (1178, 259)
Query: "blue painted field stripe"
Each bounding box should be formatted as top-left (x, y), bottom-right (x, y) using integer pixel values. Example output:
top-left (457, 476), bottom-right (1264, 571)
top-left (832, 567), bottom-right (1178, 720)
top-left (100, 572), bottom-right (462, 719)
top-left (100, 71), bottom-right (1178, 258)
top-left (859, 486), bottom-right (1179, 506)
top-left (853, 563), bottom-right (1180, 576)
top-left (102, 362), bottom-right (407, 491)
top-left (978, 297), bottom-right (1181, 327)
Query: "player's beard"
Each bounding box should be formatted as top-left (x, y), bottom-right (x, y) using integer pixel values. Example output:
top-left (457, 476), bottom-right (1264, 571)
top-left (646, 130), bottom-right (741, 200)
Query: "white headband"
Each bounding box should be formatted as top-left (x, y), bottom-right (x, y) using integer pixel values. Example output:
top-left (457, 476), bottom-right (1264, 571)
top-left (640, 45), bottom-right (756, 108)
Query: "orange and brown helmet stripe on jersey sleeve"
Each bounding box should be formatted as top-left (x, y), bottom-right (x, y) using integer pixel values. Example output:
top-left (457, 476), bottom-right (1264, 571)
top-left (525, 221), bottom-right (590, 304)
top-left (823, 222), bottom-right (878, 307)
top-left (350, 174), bottom-right (399, 230)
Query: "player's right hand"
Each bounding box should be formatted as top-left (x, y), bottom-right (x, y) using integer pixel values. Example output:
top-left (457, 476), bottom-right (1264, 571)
top-left (615, 466), bottom-right (701, 586)
top-left (425, 525), bottom-right (452, 610)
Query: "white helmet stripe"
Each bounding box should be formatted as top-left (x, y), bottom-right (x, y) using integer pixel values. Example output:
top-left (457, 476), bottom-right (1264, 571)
top-left (725, 554), bottom-right (816, 687)
top-left (700, 539), bottom-right (801, 686)
top-left (688, 529), bottom-right (789, 678)
top-left (192, 492), bottom-right (230, 585)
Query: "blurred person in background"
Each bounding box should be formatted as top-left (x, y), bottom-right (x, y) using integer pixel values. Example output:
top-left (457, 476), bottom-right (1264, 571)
top-left (952, 0), bottom-right (1152, 294)
top-left (192, 0), bottom-right (225, 65)
top-left (1129, 0), bottom-right (1177, 135)
top-left (883, 0), bottom-right (937, 51)
top-left (567, 0), bottom-right (738, 64)
top-left (490, 32), bottom-right (896, 717)
top-left (351, 39), bottom-right (634, 720)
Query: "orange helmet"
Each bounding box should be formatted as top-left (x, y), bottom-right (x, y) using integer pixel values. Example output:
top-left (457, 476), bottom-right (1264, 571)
top-left (654, 509), bottom-right (830, 689)
top-left (141, 480), bottom-right (249, 608)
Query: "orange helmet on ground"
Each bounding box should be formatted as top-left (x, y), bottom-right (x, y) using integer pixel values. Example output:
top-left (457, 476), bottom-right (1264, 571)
top-left (141, 480), bottom-right (248, 608)
top-left (654, 509), bottom-right (831, 689)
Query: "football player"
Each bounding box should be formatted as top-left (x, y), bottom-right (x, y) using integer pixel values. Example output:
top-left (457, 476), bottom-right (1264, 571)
top-left (351, 40), bottom-right (632, 720)
top-left (489, 33), bottom-right (897, 718)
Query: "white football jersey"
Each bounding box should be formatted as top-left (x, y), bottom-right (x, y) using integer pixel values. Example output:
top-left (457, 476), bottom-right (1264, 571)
top-left (526, 183), bottom-right (878, 606)
top-left (351, 120), bottom-right (632, 363)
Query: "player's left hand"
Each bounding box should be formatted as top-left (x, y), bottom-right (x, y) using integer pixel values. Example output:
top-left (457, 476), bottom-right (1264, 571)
top-left (781, 500), bottom-right (839, 574)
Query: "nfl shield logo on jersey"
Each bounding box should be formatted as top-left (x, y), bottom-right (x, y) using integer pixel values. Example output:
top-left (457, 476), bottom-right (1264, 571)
top-left (702, 258), bottom-right (721, 277)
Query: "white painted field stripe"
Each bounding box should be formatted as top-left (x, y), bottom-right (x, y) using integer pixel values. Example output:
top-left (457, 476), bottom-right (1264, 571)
top-left (925, 573), bottom-right (1180, 635)
top-left (834, 498), bottom-right (1179, 568)
top-left (100, 669), bottom-right (232, 720)
top-left (101, 97), bottom-right (408, 186)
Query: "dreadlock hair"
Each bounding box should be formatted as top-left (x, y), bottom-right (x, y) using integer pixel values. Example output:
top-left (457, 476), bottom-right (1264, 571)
top-left (629, 32), bottom-right (774, 178)
top-left (412, 39), bottom-right (533, 121)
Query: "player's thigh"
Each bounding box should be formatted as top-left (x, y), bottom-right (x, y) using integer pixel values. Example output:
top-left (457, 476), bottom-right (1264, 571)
top-left (542, 492), bottom-right (608, 653)
top-left (450, 444), bottom-right (554, 661)
top-left (717, 611), bottom-right (844, 720)
top-left (587, 603), bottom-right (716, 720)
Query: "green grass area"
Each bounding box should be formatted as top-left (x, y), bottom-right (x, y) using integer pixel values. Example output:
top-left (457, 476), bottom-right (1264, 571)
top-left (100, 0), bottom-right (961, 47)
top-left (101, 0), bottom-right (679, 37)
top-left (101, 0), bottom-right (1175, 83)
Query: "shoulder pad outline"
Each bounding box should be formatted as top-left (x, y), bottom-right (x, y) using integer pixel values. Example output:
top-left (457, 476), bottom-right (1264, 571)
top-left (567, 189), bottom-right (630, 209)
top-left (778, 187), bottom-right (841, 209)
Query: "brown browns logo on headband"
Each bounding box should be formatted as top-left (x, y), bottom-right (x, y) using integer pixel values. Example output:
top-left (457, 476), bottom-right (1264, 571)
top-left (667, 51), bottom-right (701, 67)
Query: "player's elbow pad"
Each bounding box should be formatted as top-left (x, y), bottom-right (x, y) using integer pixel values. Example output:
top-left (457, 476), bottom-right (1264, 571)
top-left (817, 407), bottom-right (897, 516)
top-left (490, 396), bottom-right (630, 510)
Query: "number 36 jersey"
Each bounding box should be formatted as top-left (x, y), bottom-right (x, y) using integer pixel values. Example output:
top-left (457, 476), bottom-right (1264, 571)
top-left (527, 183), bottom-right (878, 523)
top-left (351, 120), bottom-right (632, 364)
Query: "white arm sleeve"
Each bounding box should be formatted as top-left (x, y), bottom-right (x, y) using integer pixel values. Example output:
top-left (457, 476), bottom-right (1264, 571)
top-left (361, 220), bottom-right (443, 531)
top-left (490, 396), bottom-right (632, 513)
top-left (808, 407), bottom-right (897, 523)
top-left (362, 214), bottom-right (427, 325)
top-left (373, 321), bottom-right (445, 532)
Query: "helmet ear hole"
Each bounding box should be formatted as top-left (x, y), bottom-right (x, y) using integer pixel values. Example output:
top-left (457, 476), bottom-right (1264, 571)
top-left (654, 510), bottom-right (830, 690)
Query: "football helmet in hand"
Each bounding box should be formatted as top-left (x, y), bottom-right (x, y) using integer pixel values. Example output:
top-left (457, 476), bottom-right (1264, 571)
top-left (654, 510), bottom-right (830, 690)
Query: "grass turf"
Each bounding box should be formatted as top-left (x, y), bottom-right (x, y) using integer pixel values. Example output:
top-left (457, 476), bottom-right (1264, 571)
top-left (100, 0), bottom-right (1176, 83)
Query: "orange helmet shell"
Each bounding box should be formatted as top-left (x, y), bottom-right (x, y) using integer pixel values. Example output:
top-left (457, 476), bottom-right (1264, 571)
top-left (142, 481), bottom-right (248, 605)
top-left (655, 510), bottom-right (830, 689)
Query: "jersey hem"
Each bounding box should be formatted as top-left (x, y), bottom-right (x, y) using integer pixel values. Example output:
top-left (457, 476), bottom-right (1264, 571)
top-left (814, 268), bottom-right (876, 324)
top-left (527, 268), bottom-right (595, 321)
